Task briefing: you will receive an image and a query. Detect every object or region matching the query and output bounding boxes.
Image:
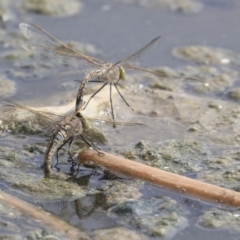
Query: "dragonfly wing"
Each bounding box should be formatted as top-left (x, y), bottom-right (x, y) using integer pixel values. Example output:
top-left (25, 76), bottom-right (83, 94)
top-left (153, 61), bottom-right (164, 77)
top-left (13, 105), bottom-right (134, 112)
top-left (124, 65), bottom-right (202, 83)
top-left (19, 23), bottom-right (105, 73)
top-left (101, 36), bottom-right (161, 79)
top-left (0, 95), bottom-right (62, 133)
top-left (113, 36), bottom-right (161, 67)
top-left (21, 43), bottom-right (100, 73)
top-left (87, 117), bottom-right (148, 127)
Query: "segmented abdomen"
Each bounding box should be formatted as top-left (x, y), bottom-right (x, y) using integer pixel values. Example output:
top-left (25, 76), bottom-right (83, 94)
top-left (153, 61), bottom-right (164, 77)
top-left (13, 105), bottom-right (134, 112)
top-left (43, 130), bottom-right (67, 175)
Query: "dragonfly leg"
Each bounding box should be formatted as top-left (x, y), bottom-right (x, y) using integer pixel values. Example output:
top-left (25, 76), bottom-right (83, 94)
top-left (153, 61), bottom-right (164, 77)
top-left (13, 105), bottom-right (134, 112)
top-left (70, 161), bottom-right (83, 176)
top-left (55, 137), bottom-right (74, 170)
top-left (81, 133), bottom-right (101, 151)
top-left (88, 80), bottom-right (103, 83)
top-left (82, 82), bottom-right (108, 111)
top-left (76, 162), bottom-right (81, 172)
top-left (109, 82), bottom-right (116, 128)
top-left (69, 161), bottom-right (77, 175)
top-left (67, 137), bottom-right (81, 174)
top-left (67, 136), bottom-right (75, 161)
top-left (114, 82), bottom-right (134, 111)
top-left (80, 134), bottom-right (103, 155)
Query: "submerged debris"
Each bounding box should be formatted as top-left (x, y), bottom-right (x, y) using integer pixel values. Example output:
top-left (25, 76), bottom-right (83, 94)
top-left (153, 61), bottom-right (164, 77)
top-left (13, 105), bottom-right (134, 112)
top-left (199, 208), bottom-right (240, 232)
top-left (139, 0), bottom-right (203, 13)
top-left (0, 200), bottom-right (66, 239)
top-left (173, 45), bottom-right (240, 65)
top-left (0, 75), bottom-right (15, 96)
top-left (178, 65), bottom-right (238, 94)
top-left (109, 196), bottom-right (188, 237)
top-left (113, 0), bottom-right (203, 13)
top-left (22, 0), bottom-right (82, 17)
top-left (119, 140), bottom-right (208, 174)
top-left (0, 143), bottom-right (95, 200)
top-left (227, 88), bottom-right (240, 102)
top-left (0, 163), bottom-right (91, 199)
top-left (94, 227), bottom-right (146, 240)
top-left (102, 180), bottom-right (143, 206)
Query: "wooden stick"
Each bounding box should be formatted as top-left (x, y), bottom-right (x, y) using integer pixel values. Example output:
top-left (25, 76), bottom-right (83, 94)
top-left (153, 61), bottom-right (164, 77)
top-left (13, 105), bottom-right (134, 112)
top-left (78, 150), bottom-right (240, 207)
top-left (0, 191), bottom-right (90, 240)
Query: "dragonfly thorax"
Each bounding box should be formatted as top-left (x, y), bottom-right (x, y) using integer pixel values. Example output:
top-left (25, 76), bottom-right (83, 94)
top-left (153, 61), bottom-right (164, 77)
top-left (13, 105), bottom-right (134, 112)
top-left (97, 64), bottom-right (124, 83)
top-left (59, 115), bottom-right (83, 138)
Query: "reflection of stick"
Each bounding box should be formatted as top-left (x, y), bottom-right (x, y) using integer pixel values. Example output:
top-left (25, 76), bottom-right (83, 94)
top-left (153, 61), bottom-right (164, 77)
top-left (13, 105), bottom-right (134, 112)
top-left (0, 191), bottom-right (90, 240)
top-left (78, 150), bottom-right (240, 207)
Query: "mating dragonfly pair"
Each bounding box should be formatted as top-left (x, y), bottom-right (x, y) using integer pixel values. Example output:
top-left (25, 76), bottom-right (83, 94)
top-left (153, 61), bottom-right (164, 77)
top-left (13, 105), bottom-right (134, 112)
top-left (0, 23), bottom-right (197, 175)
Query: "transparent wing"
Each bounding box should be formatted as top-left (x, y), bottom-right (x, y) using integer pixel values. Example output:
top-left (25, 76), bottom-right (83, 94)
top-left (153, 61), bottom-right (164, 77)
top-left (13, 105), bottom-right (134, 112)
top-left (106, 36), bottom-right (201, 82)
top-left (105, 36), bottom-right (201, 83)
top-left (0, 95), bottom-right (62, 133)
top-left (93, 37), bottom-right (161, 81)
top-left (123, 65), bottom-right (202, 83)
top-left (19, 23), bottom-right (105, 73)
top-left (86, 117), bottom-right (148, 127)
top-left (113, 36), bottom-right (161, 67)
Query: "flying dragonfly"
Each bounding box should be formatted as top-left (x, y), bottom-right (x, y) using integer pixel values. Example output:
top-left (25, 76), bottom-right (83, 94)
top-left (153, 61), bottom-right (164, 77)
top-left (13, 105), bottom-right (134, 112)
top-left (19, 23), bottom-right (199, 127)
top-left (0, 95), bottom-right (101, 175)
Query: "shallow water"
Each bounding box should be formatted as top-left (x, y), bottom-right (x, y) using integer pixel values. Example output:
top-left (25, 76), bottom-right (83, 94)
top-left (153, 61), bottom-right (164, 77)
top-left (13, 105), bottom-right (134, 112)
top-left (1, 0), bottom-right (240, 239)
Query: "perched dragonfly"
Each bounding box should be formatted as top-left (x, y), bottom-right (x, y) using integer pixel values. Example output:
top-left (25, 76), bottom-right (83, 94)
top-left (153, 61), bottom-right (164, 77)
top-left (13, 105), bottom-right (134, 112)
top-left (0, 95), bottom-right (101, 175)
top-left (0, 95), bottom-right (145, 175)
top-left (19, 23), bottom-right (199, 127)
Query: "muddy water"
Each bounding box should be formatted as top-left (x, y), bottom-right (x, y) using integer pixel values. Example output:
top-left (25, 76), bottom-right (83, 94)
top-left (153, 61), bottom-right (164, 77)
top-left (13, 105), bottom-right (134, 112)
top-left (0, 0), bottom-right (240, 239)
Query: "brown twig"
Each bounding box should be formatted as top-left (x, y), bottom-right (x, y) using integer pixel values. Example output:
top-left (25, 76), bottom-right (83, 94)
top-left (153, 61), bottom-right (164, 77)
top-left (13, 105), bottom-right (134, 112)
top-left (78, 150), bottom-right (240, 207)
top-left (0, 191), bottom-right (90, 240)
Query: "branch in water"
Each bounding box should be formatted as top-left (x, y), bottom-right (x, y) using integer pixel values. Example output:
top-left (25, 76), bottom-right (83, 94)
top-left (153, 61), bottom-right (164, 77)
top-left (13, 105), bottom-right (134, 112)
top-left (78, 150), bottom-right (240, 208)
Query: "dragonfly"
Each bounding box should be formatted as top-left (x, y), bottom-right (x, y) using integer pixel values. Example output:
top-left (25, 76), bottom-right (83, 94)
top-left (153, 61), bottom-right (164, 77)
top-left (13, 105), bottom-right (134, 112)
top-left (0, 95), bottom-right (145, 175)
top-left (0, 95), bottom-right (101, 175)
top-left (19, 23), bottom-right (199, 127)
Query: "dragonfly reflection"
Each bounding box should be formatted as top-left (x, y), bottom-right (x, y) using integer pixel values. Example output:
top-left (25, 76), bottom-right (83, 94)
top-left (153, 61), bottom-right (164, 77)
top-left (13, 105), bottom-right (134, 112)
top-left (19, 23), bottom-right (198, 127)
top-left (0, 95), bottom-right (100, 175)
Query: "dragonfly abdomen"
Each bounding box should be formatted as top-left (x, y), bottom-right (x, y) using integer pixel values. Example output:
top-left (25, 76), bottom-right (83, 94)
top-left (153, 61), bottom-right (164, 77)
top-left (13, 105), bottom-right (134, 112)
top-left (43, 115), bottom-right (83, 175)
top-left (43, 129), bottom-right (68, 175)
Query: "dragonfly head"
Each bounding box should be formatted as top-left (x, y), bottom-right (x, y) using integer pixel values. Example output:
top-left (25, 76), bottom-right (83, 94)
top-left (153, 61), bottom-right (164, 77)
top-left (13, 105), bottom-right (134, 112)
top-left (119, 66), bottom-right (125, 80)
